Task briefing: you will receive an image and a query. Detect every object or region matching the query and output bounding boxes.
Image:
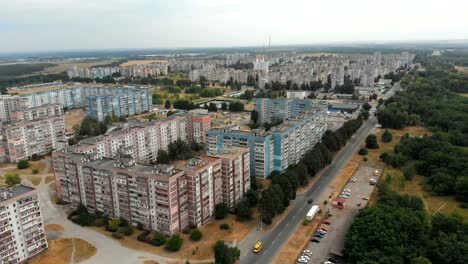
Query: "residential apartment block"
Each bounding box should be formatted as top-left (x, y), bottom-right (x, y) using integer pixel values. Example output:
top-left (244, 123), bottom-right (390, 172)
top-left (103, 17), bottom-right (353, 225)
top-left (254, 98), bottom-right (318, 125)
top-left (207, 102), bottom-right (327, 178)
top-left (0, 185), bottom-right (48, 264)
top-left (0, 96), bottom-right (29, 123)
top-left (0, 105), bottom-right (66, 162)
top-left (20, 86), bottom-right (150, 121)
top-left (71, 112), bottom-right (209, 163)
top-left (52, 148), bottom-right (250, 235)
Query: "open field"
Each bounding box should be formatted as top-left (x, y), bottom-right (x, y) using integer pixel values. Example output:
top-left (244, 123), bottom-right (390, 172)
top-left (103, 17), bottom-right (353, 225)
top-left (461, 93), bottom-right (468, 98)
top-left (302, 53), bottom-right (336, 57)
top-left (90, 213), bottom-right (257, 260)
top-left (30, 238), bottom-right (96, 264)
top-left (45, 224), bottom-right (65, 231)
top-left (11, 83), bottom-right (108, 95)
top-left (40, 59), bottom-right (119, 74)
top-left (455, 66), bottom-right (468, 74)
top-left (64, 108), bottom-right (86, 131)
top-left (0, 156), bottom-right (51, 175)
top-left (121, 60), bottom-right (169, 67)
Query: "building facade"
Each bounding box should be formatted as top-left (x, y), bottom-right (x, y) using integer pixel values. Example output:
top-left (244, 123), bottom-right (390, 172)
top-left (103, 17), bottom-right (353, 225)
top-left (254, 98), bottom-right (318, 124)
top-left (0, 185), bottom-right (48, 263)
top-left (52, 148), bottom-right (250, 235)
top-left (0, 96), bottom-right (29, 123)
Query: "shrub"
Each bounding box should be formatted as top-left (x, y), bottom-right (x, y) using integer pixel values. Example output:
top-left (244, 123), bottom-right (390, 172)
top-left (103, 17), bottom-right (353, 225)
top-left (219, 224), bottom-right (230, 230)
top-left (32, 168), bottom-right (39, 174)
top-left (17, 160), bottom-right (30, 169)
top-left (152, 232), bottom-right (167, 246)
top-left (106, 218), bottom-right (122, 232)
top-left (358, 148), bottom-right (368, 155)
top-left (363, 156), bottom-right (368, 161)
top-left (165, 235), bottom-right (183, 252)
top-left (215, 203), bottom-right (229, 219)
top-left (189, 229), bottom-right (203, 241)
top-left (403, 164), bottom-right (416, 180)
top-left (94, 217), bottom-right (106, 227)
top-left (137, 230), bottom-right (150, 242)
top-left (302, 220), bottom-right (310, 226)
top-left (119, 226), bottom-right (134, 236)
top-left (112, 232), bottom-right (123, 239)
top-left (381, 130), bottom-right (393, 143)
top-left (365, 134), bottom-right (379, 149)
top-left (5, 173), bottom-right (20, 187)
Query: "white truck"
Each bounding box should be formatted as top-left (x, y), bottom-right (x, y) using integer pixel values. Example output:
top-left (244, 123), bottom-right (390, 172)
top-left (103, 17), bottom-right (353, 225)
top-left (306, 205), bottom-right (320, 221)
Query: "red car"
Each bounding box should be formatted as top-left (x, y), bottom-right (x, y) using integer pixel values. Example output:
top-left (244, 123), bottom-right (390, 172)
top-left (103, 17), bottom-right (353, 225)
top-left (319, 227), bottom-right (328, 231)
top-left (323, 220), bottom-right (331, 225)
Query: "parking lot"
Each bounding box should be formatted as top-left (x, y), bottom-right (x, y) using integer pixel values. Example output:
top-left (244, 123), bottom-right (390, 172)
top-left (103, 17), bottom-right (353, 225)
top-left (301, 164), bottom-right (381, 264)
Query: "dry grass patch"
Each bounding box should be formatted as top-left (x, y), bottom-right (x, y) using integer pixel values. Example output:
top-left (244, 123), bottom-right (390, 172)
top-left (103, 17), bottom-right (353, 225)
top-left (24, 175), bottom-right (42, 185)
top-left (64, 108), bottom-right (86, 131)
top-left (3, 157), bottom-right (51, 175)
top-left (45, 175), bottom-right (56, 184)
top-left (45, 224), bottom-right (64, 231)
top-left (455, 66), bottom-right (468, 74)
top-left (121, 60), bottom-right (169, 67)
top-left (30, 238), bottom-right (96, 264)
top-left (90, 213), bottom-right (256, 260)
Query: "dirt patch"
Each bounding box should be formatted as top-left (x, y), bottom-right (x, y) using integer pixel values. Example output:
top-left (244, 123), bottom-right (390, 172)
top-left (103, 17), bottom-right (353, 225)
top-left (45, 175), bottom-right (56, 184)
top-left (121, 60), bottom-right (169, 67)
top-left (64, 108), bottom-right (86, 131)
top-left (45, 224), bottom-right (64, 231)
top-left (24, 175), bottom-right (42, 185)
top-left (30, 238), bottom-right (96, 264)
top-left (455, 66), bottom-right (468, 74)
top-left (1, 156), bottom-right (51, 175)
top-left (89, 213), bottom-right (256, 260)
top-left (40, 59), bottom-right (119, 75)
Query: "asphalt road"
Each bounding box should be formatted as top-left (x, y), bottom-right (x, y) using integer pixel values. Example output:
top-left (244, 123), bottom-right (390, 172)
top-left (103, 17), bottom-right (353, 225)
top-left (240, 116), bottom-right (377, 264)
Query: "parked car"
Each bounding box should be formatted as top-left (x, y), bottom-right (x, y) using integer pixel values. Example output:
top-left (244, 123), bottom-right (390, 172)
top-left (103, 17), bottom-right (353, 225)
top-left (315, 233), bottom-right (325, 238)
top-left (319, 227), bottom-right (328, 232)
top-left (323, 220), bottom-right (331, 225)
top-left (344, 189), bottom-right (351, 193)
top-left (362, 197), bottom-right (369, 200)
top-left (311, 237), bottom-right (321, 243)
top-left (307, 198), bottom-right (314, 204)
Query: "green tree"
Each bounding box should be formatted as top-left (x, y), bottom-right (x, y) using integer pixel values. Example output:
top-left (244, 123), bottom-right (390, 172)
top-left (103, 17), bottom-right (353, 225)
top-left (404, 164), bottom-right (416, 180)
top-left (358, 148), bottom-right (368, 155)
top-left (215, 203), bottom-right (229, 219)
top-left (245, 189), bottom-right (258, 207)
top-left (208, 102), bottom-right (218, 112)
top-left (17, 160), bottom-right (30, 169)
top-left (190, 229), bottom-right (203, 241)
top-left (152, 232), bottom-right (167, 246)
top-left (228, 101), bottom-right (244, 112)
top-left (360, 109), bottom-right (370, 120)
top-left (235, 199), bottom-right (252, 221)
top-left (107, 218), bottom-right (122, 232)
top-left (366, 134), bottom-right (379, 149)
top-left (362, 102), bottom-right (372, 111)
top-left (213, 240), bottom-right (240, 264)
top-left (221, 102), bottom-right (228, 110)
top-left (156, 150), bottom-right (170, 164)
top-left (250, 109), bottom-right (259, 124)
top-left (165, 235), bottom-right (183, 251)
top-left (164, 100), bottom-right (171, 109)
top-left (5, 173), bottom-right (20, 187)
top-left (381, 130), bottom-right (393, 143)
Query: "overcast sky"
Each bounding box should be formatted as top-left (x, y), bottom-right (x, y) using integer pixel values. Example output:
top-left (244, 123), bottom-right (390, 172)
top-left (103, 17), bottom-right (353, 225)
top-left (1, 0), bottom-right (467, 53)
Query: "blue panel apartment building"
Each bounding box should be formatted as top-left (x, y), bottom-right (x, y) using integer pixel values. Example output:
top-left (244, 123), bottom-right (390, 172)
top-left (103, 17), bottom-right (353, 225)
top-left (254, 98), bottom-right (316, 124)
top-left (207, 101), bottom-right (327, 178)
top-left (21, 86), bottom-right (150, 121)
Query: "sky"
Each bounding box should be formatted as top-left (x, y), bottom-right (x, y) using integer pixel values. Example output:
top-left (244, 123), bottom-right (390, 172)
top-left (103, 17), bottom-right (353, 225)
top-left (0, 0), bottom-right (467, 53)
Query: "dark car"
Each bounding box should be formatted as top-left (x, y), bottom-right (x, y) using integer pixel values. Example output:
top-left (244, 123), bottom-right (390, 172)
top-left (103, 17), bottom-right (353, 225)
top-left (311, 237), bottom-right (322, 243)
top-left (307, 198), bottom-right (314, 204)
top-left (315, 233), bottom-right (325, 238)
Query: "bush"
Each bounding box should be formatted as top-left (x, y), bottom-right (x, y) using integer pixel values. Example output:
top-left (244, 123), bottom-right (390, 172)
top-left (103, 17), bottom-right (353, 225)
top-left (365, 134), bottom-right (379, 149)
top-left (403, 164), bottom-right (416, 180)
top-left (303, 220), bottom-right (310, 226)
top-left (17, 160), bottom-right (30, 169)
top-left (106, 218), bottom-right (122, 232)
top-left (119, 226), bottom-right (134, 236)
top-left (94, 217), bottom-right (106, 227)
top-left (215, 203), bottom-right (229, 219)
top-left (381, 130), bottom-right (393, 143)
top-left (363, 156), bottom-right (368, 161)
top-left (5, 173), bottom-right (20, 187)
top-left (358, 148), bottom-right (368, 155)
top-left (219, 223), bottom-right (230, 230)
top-left (32, 168), bottom-right (39, 174)
top-left (165, 235), bottom-right (183, 252)
top-left (112, 232), bottom-right (123, 240)
top-left (152, 232), bottom-right (167, 246)
top-left (137, 230), bottom-right (150, 242)
top-left (189, 229), bottom-right (203, 241)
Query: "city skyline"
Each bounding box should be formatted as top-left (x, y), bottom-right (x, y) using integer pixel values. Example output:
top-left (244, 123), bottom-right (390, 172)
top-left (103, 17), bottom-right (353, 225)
top-left (1, 0), bottom-right (468, 53)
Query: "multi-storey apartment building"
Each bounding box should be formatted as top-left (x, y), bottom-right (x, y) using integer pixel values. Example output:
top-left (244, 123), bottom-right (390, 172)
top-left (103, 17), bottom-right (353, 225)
top-left (20, 86), bottom-right (150, 121)
top-left (187, 112), bottom-right (211, 144)
top-left (52, 148), bottom-right (250, 234)
top-left (207, 103), bottom-right (327, 178)
top-left (0, 113), bottom-right (66, 162)
top-left (0, 185), bottom-right (48, 263)
top-left (180, 157), bottom-right (222, 226)
top-left (9, 104), bottom-right (64, 123)
top-left (0, 96), bottom-right (29, 122)
top-left (207, 147), bottom-right (250, 208)
top-left (254, 98), bottom-right (319, 125)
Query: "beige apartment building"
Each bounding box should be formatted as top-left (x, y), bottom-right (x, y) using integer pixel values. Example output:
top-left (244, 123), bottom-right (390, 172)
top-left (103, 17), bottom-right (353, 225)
top-left (0, 185), bottom-right (48, 264)
top-left (52, 147), bottom-right (250, 235)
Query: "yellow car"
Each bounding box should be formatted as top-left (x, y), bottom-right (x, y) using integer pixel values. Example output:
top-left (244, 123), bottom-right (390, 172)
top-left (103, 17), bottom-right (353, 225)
top-left (253, 242), bottom-right (263, 253)
top-left (374, 170), bottom-right (379, 176)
